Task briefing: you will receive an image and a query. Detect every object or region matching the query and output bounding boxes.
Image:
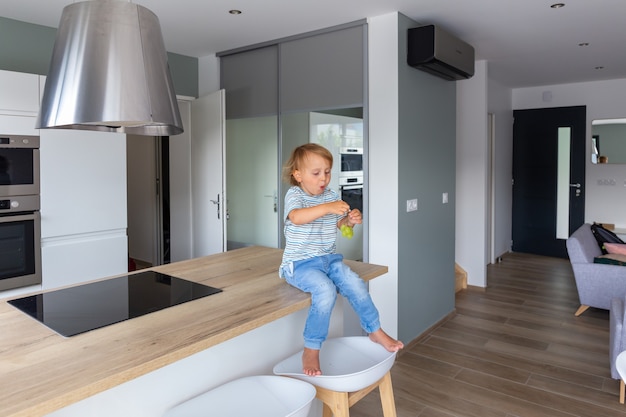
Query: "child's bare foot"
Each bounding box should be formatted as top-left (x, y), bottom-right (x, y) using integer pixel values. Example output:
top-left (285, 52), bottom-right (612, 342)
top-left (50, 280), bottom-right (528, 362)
top-left (369, 328), bottom-right (404, 352)
top-left (302, 347), bottom-right (322, 376)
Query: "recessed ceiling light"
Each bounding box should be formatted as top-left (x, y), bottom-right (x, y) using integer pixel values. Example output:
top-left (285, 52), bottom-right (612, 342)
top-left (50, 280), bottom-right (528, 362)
top-left (229, 9), bottom-right (242, 15)
top-left (550, 3), bottom-right (565, 8)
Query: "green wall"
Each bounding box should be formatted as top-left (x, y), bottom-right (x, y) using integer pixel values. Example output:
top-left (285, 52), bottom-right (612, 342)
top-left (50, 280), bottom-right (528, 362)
top-left (0, 16), bottom-right (198, 97)
top-left (396, 14), bottom-right (456, 342)
top-left (0, 17), bottom-right (56, 75)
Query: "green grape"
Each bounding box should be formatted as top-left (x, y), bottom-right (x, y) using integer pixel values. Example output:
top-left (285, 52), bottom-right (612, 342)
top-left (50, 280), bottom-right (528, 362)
top-left (340, 224), bottom-right (353, 239)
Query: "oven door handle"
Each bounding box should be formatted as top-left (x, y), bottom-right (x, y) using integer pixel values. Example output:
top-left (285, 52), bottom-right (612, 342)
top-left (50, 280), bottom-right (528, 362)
top-left (0, 211), bottom-right (38, 223)
top-left (341, 184), bottom-right (363, 191)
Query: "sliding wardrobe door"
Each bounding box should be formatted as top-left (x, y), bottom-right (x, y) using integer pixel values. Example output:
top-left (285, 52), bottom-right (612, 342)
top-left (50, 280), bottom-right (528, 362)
top-left (219, 23), bottom-right (367, 255)
top-left (278, 24), bottom-right (366, 254)
top-left (221, 46), bottom-right (279, 249)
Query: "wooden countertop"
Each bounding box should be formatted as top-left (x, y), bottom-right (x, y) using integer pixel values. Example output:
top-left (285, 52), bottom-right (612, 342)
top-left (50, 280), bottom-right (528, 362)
top-left (0, 246), bottom-right (388, 417)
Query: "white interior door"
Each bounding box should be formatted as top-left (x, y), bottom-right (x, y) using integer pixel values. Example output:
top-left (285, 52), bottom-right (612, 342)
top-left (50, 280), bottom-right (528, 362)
top-left (191, 90), bottom-right (226, 256)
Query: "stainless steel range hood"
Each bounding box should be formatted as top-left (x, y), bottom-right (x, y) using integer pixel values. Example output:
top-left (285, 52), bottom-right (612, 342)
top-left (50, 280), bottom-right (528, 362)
top-left (37, 0), bottom-right (184, 136)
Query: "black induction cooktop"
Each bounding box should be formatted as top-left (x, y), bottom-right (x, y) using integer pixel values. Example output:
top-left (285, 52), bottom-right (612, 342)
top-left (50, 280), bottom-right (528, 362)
top-left (8, 270), bottom-right (222, 337)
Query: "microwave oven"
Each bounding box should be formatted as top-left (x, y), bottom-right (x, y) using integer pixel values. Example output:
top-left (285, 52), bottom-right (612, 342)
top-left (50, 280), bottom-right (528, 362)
top-left (339, 147), bottom-right (363, 180)
top-left (0, 135), bottom-right (40, 197)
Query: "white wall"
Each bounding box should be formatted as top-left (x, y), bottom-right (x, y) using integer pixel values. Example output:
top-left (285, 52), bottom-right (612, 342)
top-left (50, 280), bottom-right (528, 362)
top-left (512, 78), bottom-right (626, 228)
top-left (455, 62), bottom-right (514, 287)
top-left (169, 99), bottom-right (193, 262)
top-left (367, 12), bottom-right (400, 338)
top-left (456, 60), bottom-right (489, 287)
top-left (488, 78), bottom-right (513, 260)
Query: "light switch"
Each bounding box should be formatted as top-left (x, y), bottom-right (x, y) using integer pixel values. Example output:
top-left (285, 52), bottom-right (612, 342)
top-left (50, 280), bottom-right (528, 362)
top-left (406, 198), bottom-right (418, 212)
top-left (442, 192), bottom-right (448, 204)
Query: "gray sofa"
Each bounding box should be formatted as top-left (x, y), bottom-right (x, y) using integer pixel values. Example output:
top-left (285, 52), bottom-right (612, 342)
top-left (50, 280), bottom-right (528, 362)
top-left (566, 223), bottom-right (626, 316)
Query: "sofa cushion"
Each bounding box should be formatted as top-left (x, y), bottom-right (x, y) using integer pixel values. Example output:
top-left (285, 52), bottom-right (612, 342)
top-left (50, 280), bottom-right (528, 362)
top-left (595, 253), bottom-right (626, 266)
top-left (606, 243), bottom-right (626, 256)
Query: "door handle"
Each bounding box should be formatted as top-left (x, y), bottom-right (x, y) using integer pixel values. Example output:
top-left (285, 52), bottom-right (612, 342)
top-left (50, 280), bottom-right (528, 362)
top-left (210, 194), bottom-right (220, 219)
top-left (569, 183), bottom-right (581, 188)
top-left (263, 192), bottom-right (278, 213)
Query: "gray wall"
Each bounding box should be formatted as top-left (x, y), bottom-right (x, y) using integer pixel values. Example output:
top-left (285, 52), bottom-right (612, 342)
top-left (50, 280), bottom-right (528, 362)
top-left (0, 16), bottom-right (199, 98)
top-left (397, 14), bottom-right (456, 342)
top-left (593, 123), bottom-right (626, 164)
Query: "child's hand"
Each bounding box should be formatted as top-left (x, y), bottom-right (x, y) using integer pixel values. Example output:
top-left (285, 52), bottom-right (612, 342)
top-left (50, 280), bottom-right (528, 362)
top-left (346, 209), bottom-right (362, 226)
top-left (328, 200), bottom-right (350, 216)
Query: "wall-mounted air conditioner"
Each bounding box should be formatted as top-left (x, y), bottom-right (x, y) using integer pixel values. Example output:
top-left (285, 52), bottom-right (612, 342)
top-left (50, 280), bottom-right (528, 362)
top-left (407, 25), bottom-right (474, 81)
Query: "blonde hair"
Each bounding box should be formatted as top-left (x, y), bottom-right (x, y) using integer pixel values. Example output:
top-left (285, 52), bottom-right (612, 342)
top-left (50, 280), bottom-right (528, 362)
top-left (282, 143), bottom-right (333, 186)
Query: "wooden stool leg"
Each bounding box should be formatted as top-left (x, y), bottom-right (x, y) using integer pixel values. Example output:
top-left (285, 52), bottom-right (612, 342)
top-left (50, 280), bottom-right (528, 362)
top-left (316, 387), bottom-right (350, 417)
top-left (621, 379), bottom-right (625, 404)
top-left (312, 370), bottom-right (397, 417)
top-left (378, 371), bottom-right (397, 417)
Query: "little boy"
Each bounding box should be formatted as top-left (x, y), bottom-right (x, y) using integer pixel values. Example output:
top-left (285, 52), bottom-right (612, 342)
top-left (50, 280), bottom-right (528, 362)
top-left (279, 143), bottom-right (403, 375)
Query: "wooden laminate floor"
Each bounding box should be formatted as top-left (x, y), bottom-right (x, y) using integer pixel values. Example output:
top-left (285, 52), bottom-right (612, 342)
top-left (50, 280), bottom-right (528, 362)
top-left (350, 252), bottom-right (626, 417)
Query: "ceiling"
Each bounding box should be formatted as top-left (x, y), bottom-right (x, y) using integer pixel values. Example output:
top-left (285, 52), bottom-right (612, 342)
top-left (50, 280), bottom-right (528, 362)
top-left (3, 0), bottom-right (626, 88)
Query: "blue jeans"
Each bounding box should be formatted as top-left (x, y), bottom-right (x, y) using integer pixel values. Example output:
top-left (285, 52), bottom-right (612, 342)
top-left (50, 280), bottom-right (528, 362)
top-left (280, 254), bottom-right (381, 350)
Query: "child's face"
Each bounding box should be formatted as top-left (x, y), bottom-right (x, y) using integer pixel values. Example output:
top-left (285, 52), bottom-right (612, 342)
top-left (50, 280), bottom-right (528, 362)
top-left (293, 153), bottom-right (332, 196)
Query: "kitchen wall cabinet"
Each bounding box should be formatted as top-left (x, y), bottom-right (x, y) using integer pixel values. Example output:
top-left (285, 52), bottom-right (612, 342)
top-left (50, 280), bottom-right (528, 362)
top-left (0, 114), bottom-right (38, 136)
top-left (0, 70), bottom-right (39, 136)
top-left (0, 69), bottom-right (39, 115)
top-left (0, 71), bottom-right (128, 296)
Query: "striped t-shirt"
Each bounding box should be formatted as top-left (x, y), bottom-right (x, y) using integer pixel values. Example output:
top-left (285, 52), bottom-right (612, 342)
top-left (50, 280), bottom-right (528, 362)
top-left (280, 186), bottom-right (341, 272)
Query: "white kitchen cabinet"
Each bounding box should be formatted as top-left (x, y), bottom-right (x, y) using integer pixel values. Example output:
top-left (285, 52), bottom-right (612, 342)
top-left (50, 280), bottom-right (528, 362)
top-left (0, 70), bottom-right (39, 135)
top-left (41, 234), bottom-right (128, 290)
top-left (40, 129), bottom-right (127, 237)
top-left (0, 70), bottom-right (128, 294)
top-left (0, 70), bottom-right (39, 115)
top-left (40, 129), bottom-right (128, 289)
top-left (0, 114), bottom-right (38, 136)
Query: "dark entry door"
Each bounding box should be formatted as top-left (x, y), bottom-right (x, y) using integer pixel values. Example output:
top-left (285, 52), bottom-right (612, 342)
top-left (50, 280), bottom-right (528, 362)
top-left (512, 106), bottom-right (586, 258)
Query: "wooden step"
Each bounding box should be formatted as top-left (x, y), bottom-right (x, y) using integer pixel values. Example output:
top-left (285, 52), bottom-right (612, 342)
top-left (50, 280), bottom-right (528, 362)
top-left (455, 263), bottom-right (467, 293)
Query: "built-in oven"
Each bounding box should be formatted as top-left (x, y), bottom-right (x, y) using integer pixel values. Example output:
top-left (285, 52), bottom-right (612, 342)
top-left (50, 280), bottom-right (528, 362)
top-left (0, 135), bottom-right (40, 197)
top-left (339, 147), bottom-right (363, 180)
top-left (0, 134), bottom-right (41, 292)
top-left (0, 195), bottom-right (42, 291)
top-left (340, 182), bottom-right (363, 214)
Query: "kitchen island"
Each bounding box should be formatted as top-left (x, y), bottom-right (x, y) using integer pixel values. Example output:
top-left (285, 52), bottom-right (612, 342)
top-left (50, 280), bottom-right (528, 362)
top-left (0, 246), bottom-right (388, 417)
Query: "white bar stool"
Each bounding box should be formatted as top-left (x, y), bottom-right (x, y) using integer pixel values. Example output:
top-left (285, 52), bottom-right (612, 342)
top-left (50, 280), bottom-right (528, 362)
top-left (273, 336), bottom-right (398, 417)
top-left (163, 375), bottom-right (316, 417)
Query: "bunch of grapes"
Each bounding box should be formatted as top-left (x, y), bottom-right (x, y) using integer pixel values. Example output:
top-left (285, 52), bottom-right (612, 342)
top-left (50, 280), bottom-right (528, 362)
top-left (340, 224), bottom-right (353, 239)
